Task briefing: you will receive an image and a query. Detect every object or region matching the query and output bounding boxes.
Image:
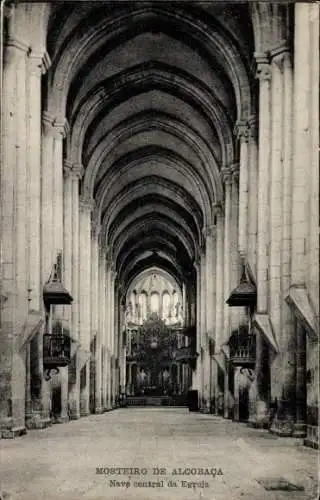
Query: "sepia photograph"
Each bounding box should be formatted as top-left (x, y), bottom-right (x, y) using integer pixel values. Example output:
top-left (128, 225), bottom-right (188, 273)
top-left (0, 1), bottom-right (319, 499)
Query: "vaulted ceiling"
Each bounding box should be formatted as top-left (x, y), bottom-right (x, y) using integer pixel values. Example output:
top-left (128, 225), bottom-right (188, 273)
top-left (45, 1), bottom-right (256, 293)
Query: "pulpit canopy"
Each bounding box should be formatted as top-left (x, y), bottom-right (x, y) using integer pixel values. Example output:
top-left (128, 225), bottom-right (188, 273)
top-left (43, 253), bottom-right (73, 306)
top-left (43, 281), bottom-right (73, 306)
top-left (226, 265), bottom-right (256, 307)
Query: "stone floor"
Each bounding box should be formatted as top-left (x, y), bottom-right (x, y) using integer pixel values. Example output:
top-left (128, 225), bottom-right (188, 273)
top-left (0, 408), bottom-right (318, 500)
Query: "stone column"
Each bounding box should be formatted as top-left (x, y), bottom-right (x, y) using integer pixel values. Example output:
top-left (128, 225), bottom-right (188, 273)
top-left (230, 165), bottom-right (240, 332)
top-left (108, 258), bottom-right (114, 409)
top-left (91, 219), bottom-right (102, 413)
top-left (79, 196), bottom-right (94, 416)
top-left (200, 252), bottom-right (207, 346)
top-left (221, 169), bottom-right (232, 418)
top-left (23, 59), bottom-right (50, 428)
top-left (1, 40), bottom-right (29, 432)
top-left (223, 353), bottom-right (230, 419)
top-left (193, 260), bottom-right (201, 392)
top-left (205, 225), bottom-right (216, 338)
top-left (110, 269), bottom-right (116, 407)
top-left (52, 122), bottom-right (68, 251)
top-left (268, 45), bottom-right (296, 434)
top-left (63, 160), bottom-right (73, 422)
top-left (291, 5), bottom-right (311, 286)
top-left (199, 252), bottom-right (206, 405)
top-left (98, 245), bottom-right (106, 409)
top-left (202, 241), bottom-right (210, 409)
top-left (214, 206), bottom-right (224, 411)
top-left (26, 51), bottom-right (51, 312)
top-left (278, 47), bottom-right (296, 433)
top-left (1, 28), bottom-right (52, 436)
top-left (25, 343), bottom-right (32, 424)
top-left (269, 43), bottom-right (284, 349)
top-left (210, 225), bottom-right (217, 411)
top-left (25, 48), bottom-right (52, 432)
top-left (105, 262), bottom-right (111, 408)
top-left (233, 367), bottom-right (241, 421)
top-left (52, 119), bottom-right (69, 423)
top-left (267, 44), bottom-right (283, 424)
top-left (188, 271), bottom-right (197, 327)
top-left (14, 40), bottom-right (28, 339)
top-left (293, 320), bottom-right (307, 437)
top-left (119, 305), bottom-right (126, 394)
top-left (222, 169), bottom-right (232, 342)
top-left (234, 122), bottom-right (250, 258)
top-left (255, 54), bottom-right (271, 312)
top-left (105, 260), bottom-right (112, 410)
top-left (211, 357), bottom-right (218, 414)
top-left (1, 37), bottom-right (29, 354)
top-left (41, 112), bottom-right (55, 285)
top-left (68, 163), bottom-right (83, 420)
top-left (253, 330), bottom-right (270, 427)
top-left (40, 111), bottom-right (56, 425)
top-left (247, 117), bottom-right (258, 277)
top-left (227, 166), bottom-right (239, 419)
top-left (115, 282), bottom-right (121, 402)
top-left (214, 206), bottom-right (224, 349)
top-left (204, 224), bottom-right (216, 410)
top-left (254, 55), bottom-right (272, 423)
top-left (308, 5), bottom-right (319, 307)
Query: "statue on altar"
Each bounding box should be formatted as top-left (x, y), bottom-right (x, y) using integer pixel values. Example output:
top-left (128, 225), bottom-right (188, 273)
top-left (125, 301), bottom-right (133, 323)
top-left (161, 367), bottom-right (171, 394)
top-left (175, 301), bottom-right (183, 324)
top-left (137, 367), bottom-right (149, 393)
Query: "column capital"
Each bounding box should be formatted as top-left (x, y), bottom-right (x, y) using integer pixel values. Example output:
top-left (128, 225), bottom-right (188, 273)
top-left (63, 159), bottom-right (73, 177)
top-left (107, 259), bottom-right (117, 278)
top-left (269, 42), bottom-right (292, 70)
top-left (248, 115), bottom-right (258, 140)
top-left (79, 195), bottom-right (95, 213)
top-left (234, 120), bottom-right (250, 142)
top-left (99, 244), bottom-right (107, 261)
top-left (253, 52), bottom-right (272, 81)
top-left (42, 110), bottom-right (56, 132)
top-left (199, 237), bottom-right (206, 256)
top-left (213, 202), bottom-right (223, 216)
top-left (28, 50), bottom-right (51, 75)
top-left (64, 161), bottom-right (84, 179)
top-left (91, 218), bottom-right (101, 239)
top-left (204, 224), bottom-right (216, 239)
top-left (53, 118), bottom-right (70, 139)
top-left (42, 112), bottom-right (69, 138)
top-left (4, 36), bottom-right (29, 64)
top-left (232, 170), bottom-right (239, 184)
top-left (193, 258), bottom-right (200, 271)
top-left (221, 167), bottom-right (233, 185)
top-left (72, 163), bottom-right (85, 180)
top-left (230, 162), bottom-right (239, 178)
top-left (115, 275), bottom-right (121, 290)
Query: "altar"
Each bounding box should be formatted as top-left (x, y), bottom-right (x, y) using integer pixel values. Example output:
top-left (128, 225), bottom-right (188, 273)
top-left (125, 314), bottom-right (192, 398)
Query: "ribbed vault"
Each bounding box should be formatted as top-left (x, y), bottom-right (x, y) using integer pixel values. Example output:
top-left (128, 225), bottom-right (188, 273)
top-left (45, 1), bottom-right (255, 296)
